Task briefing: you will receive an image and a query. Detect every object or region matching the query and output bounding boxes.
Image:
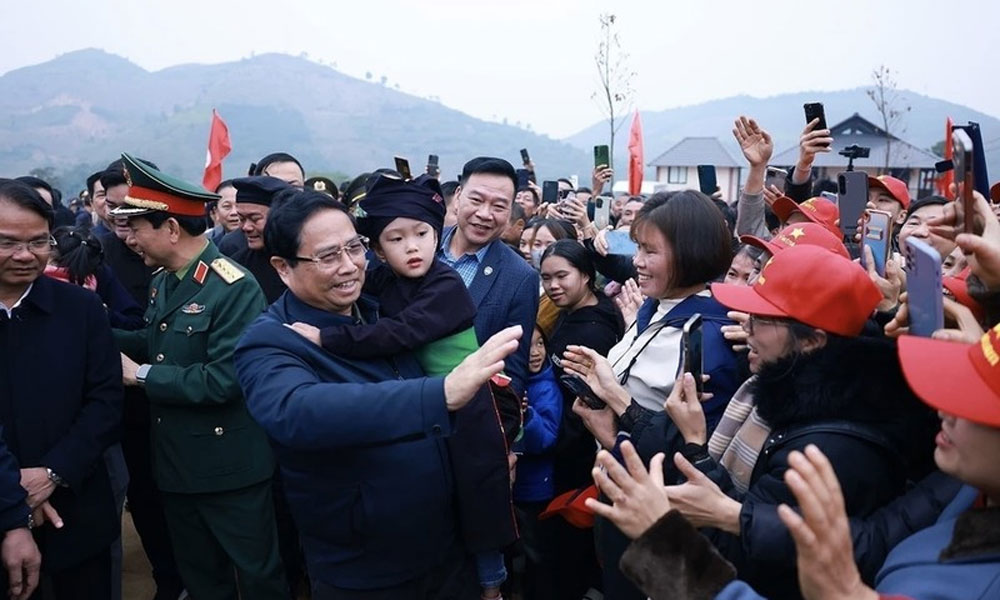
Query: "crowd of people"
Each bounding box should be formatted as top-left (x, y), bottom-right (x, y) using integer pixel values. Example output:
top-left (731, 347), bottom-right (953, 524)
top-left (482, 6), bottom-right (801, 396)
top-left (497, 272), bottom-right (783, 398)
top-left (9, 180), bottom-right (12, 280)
top-left (0, 108), bottom-right (998, 600)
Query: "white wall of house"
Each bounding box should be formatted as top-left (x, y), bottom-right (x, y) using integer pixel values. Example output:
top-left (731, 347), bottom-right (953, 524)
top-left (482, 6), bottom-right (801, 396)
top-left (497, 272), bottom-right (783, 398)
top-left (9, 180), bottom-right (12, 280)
top-left (654, 166), bottom-right (742, 201)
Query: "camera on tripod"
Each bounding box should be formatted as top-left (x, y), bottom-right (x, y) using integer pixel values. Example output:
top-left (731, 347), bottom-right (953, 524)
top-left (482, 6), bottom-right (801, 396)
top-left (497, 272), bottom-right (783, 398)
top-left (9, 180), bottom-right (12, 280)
top-left (838, 145), bottom-right (870, 171)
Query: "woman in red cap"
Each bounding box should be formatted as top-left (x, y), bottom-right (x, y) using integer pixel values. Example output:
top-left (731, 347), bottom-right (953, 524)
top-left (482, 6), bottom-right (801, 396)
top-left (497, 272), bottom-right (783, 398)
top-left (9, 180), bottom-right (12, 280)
top-left (598, 245), bottom-right (936, 599)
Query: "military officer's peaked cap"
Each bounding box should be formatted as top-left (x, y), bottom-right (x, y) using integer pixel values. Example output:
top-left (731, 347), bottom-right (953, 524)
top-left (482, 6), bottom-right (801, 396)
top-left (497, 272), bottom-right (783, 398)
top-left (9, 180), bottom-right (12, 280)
top-left (110, 153), bottom-right (220, 218)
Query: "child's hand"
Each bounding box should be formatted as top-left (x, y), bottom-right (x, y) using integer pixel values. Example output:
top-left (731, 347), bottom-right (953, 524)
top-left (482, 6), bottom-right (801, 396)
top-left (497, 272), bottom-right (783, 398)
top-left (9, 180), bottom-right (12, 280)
top-left (285, 322), bottom-right (322, 346)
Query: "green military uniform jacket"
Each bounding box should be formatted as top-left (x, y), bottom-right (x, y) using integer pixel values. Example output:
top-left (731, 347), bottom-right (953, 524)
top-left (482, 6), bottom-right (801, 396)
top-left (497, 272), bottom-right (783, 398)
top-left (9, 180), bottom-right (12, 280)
top-left (115, 242), bottom-right (274, 494)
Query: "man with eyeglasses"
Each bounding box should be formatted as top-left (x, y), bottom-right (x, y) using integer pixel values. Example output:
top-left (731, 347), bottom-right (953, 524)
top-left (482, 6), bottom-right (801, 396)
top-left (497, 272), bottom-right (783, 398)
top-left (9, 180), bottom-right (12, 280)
top-left (110, 154), bottom-right (287, 600)
top-left (229, 176), bottom-right (292, 304)
top-left (0, 179), bottom-right (122, 599)
top-left (234, 188), bottom-right (523, 598)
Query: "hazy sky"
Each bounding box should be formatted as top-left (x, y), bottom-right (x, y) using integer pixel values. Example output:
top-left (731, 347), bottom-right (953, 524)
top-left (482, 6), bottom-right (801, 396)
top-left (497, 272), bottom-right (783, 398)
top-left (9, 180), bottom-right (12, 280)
top-left (2, 0), bottom-right (997, 138)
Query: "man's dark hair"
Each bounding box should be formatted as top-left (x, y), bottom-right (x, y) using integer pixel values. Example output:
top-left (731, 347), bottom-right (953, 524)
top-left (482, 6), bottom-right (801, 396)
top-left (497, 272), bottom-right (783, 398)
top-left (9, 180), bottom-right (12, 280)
top-left (576, 187), bottom-right (593, 195)
top-left (99, 170), bottom-right (128, 192)
top-left (517, 186), bottom-right (540, 206)
top-left (86, 171), bottom-right (104, 197)
top-left (812, 178), bottom-right (838, 197)
top-left (904, 195), bottom-right (949, 221)
top-left (712, 197), bottom-right (736, 234)
top-left (460, 157), bottom-right (517, 194)
top-left (557, 178), bottom-right (573, 189)
top-left (14, 176), bottom-right (53, 199)
top-left (632, 190), bottom-right (733, 290)
top-left (440, 181), bottom-right (460, 204)
top-left (509, 201), bottom-right (525, 224)
top-left (0, 180), bottom-right (54, 227)
top-left (264, 190), bottom-right (354, 265)
top-left (215, 179), bottom-right (235, 193)
top-left (541, 239), bottom-right (598, 293)
top-left (764, 205), bottom-right (781, 232)
top-left (251, 152), bottom-right (305, 179)
top-left (142, 212), bottom-right (209, 237)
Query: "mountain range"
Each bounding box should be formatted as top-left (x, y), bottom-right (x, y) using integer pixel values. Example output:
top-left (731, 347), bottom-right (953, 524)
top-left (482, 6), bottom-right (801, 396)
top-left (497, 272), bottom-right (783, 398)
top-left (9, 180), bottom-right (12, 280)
top-left (1, 49), bottom-right (998, 194)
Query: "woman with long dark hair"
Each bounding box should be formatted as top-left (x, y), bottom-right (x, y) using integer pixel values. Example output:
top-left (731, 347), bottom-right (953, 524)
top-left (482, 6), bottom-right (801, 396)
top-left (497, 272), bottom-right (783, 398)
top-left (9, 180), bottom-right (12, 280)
top-left (47, 226), bottom-right (143, 329)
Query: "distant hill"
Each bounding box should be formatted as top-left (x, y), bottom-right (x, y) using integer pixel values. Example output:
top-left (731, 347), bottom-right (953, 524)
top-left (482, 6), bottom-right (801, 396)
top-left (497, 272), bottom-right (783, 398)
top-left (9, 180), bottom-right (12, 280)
top-left (565, 89), bottom-right (1000, 181)
top-left (0, 49), bottom-right (590, 193)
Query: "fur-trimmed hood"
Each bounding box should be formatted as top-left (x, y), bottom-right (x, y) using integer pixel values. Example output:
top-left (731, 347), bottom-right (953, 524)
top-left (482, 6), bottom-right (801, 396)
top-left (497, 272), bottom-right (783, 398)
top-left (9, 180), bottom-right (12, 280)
top-left (752, 335), bottom-right (931, 440)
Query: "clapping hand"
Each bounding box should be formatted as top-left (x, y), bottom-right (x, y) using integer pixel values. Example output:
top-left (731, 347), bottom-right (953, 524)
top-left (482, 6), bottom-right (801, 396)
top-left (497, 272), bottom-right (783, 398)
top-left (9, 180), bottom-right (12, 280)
top-left (584, 442), bottom-right (672, 540)
top-left (614, 278), bottom-right (644, 326)
top-left (777, 445), bottom-right (879, 600)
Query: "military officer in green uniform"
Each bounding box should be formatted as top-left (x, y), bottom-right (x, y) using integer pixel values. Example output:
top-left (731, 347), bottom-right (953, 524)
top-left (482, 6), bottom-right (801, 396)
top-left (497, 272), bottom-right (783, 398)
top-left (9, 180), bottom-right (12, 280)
top-left (111, 153), bottom-right (287, 599)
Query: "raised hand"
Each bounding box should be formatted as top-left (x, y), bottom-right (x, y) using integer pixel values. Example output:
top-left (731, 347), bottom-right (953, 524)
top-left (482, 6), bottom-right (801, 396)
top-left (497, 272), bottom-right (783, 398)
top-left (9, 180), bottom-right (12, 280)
top-left (584, 442), bottom-right (672, 540)
top-left (777, 445), bottom-right (879, 600)
top-left (444, 325), bottom-right (522, 411)
top-left (733, 116), bottom-right (774, 167)
top-left (614, 278), bottom-right (644, 326)
top-left (561, 345), bottom-right (631, 415)
top-left (798, 118), bottom-right (833, 169)
top-left (664, 373), bottom-right (709, 445)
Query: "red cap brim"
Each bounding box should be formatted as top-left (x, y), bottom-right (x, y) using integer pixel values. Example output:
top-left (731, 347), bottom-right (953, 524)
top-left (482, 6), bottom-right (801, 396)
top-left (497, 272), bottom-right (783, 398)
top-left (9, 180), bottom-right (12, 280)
top-left (710, 282), bottom-right (790, 318)
top-left (898, 335), bottom-right (1000, 427)
top-left (771, 196), bottom-right (798, 222)
top-left (738, 234), bottom-right (780, 256)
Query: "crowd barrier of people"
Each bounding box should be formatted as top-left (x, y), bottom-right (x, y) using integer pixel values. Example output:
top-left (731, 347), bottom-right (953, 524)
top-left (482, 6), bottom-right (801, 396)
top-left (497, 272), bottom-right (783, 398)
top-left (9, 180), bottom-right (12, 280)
top-left (0, 109), bottom-right (998, 600)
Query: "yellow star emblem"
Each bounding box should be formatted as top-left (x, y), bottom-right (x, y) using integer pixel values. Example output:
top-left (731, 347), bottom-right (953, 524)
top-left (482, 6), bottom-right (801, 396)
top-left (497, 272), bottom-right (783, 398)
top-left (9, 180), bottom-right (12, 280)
top-left (790, 227), bottom-right (806, 240)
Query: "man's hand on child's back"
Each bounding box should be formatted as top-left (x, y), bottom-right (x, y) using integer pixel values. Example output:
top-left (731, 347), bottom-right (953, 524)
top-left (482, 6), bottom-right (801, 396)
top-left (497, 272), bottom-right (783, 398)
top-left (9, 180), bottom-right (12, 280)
top-left (285, 322), bottom-right (322, 346)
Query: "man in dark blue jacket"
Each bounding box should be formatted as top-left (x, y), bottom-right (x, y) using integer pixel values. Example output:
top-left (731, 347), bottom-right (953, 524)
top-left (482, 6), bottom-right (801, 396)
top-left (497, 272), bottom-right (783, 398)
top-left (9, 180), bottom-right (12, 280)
top-left (0, 179), bottom-right (122, 599)
top-left (439, 157), bottom-right (539, 397)
top-left (234, 191), bottom-right (522, 599)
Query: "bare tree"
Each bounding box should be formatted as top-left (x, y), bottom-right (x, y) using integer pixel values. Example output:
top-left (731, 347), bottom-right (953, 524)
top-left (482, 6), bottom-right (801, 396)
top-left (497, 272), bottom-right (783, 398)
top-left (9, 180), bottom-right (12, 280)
top-left (866, 65), bottom-right (911, 173)
top-left (592, 14), bottom-right (635, 169)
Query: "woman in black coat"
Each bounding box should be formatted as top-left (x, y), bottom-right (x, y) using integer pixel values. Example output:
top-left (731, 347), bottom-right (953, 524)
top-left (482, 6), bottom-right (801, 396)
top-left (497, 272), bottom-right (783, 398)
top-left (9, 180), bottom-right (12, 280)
top-left (534, 240), bottom-right (625, 600)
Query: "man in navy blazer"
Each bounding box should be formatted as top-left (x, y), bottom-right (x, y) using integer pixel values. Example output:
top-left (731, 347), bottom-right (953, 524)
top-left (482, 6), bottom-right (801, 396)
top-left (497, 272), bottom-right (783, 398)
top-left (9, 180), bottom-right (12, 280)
top-left (439, 157), bottom-right (539, 397)
top-left (0, 180), bottom-right (122, 599)
top-left (234, 192), bottom-right (522, 598)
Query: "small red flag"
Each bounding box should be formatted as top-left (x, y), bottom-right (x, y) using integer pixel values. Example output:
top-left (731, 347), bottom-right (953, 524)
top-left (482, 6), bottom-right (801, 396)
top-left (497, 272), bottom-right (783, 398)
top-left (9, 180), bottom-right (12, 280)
top-left (627, 110), bottom-right (644, 196)
top-left (202, 109), bottom-right (232, 192)
top-left (937, 117), bottom-right (955, 199)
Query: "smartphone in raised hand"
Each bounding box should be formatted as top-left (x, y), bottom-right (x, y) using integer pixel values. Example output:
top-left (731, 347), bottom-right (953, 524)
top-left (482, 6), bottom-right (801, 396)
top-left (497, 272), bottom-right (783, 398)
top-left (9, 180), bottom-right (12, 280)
top-left (838, 171), bottom-right (869, 239)
top-left (394, 156), bottom-right (412, 180)
top-left (520, 148), bottom-right (531, 166)
top-left (594, 145), bottom-right (610, 169)
top-left (697, 165), bottom-right (718, 196)
top-left (804, 102), bottom-right (829, 147)
top-left (682, 314), bottom-right (704, 395)
top-left (516, 169), bottom-right (531, 189)
top-left (593, 196), bottom-right (611, 230)
top-left (606, 230), bottom-right (638, 256)
top-left (542, 181), bottom-right (559, 204)
top-left (861, 210), bottom-right (893, 277)
top-left (904, 237), bottom-right (944, 337)
top-left (952, 128), bottom-right (975, 234)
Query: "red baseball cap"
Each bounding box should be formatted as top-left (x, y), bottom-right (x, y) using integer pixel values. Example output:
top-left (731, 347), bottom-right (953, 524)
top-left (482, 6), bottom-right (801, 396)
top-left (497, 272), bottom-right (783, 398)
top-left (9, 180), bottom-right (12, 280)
top-left (869, 175), bottom-right (911, 210)
top-left (740, 222), bottom-right (850, 260)
top-left (539, 485), bottom-right (598, 528)
top-left (711, 245), bottom-right (881, 337)
top-left (943, 267), bottom-right (985, 323)
top-left (899, 329), bottom-right (1000, 427)
top-left (771, 196), bottom-right (842, 238)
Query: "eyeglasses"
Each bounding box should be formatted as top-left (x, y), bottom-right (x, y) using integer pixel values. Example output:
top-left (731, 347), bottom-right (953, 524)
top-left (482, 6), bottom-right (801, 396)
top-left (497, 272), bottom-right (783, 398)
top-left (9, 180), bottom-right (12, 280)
top-left (0, 236), bottom-right (56, 256)
top-left (294, 236), bottom-right (369, 268)
top-left (745, 314), bottom-right (791, 335)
